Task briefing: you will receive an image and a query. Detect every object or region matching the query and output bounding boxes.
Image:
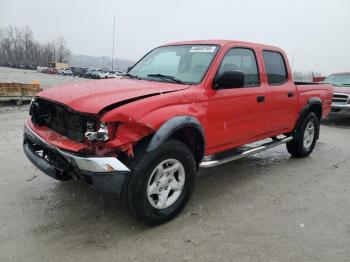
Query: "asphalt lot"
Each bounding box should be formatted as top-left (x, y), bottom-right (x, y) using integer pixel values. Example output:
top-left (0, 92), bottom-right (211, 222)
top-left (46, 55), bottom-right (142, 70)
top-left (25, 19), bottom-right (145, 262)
top-left (0, 70), bottom-right (349, 261)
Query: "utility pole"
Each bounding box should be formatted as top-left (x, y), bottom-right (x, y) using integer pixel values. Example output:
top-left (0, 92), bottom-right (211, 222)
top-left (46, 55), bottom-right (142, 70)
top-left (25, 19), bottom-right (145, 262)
top-left (291, 53), bottom-right (296, 69)
top-left (111, 14), bottom-right (116, 71)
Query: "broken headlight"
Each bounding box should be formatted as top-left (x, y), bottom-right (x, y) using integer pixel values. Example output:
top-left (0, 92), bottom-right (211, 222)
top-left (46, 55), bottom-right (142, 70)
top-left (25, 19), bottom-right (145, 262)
top-left (85, 122), bottom-right (116, 141)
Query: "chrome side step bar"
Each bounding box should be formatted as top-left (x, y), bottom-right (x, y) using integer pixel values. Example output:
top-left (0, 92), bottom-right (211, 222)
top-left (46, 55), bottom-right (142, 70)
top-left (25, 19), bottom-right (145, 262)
top-left (199, 136), bottom-right (293, 169)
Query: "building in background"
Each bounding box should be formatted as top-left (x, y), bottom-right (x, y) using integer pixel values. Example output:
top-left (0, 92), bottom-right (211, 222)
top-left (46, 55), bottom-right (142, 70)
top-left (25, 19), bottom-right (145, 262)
top-left (49, 62), bottom-right (69, 69)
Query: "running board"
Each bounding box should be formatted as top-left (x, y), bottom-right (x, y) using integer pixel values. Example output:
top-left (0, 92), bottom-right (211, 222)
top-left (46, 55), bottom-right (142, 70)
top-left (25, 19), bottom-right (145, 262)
top-left (199, 136), bottom-right (293, 169)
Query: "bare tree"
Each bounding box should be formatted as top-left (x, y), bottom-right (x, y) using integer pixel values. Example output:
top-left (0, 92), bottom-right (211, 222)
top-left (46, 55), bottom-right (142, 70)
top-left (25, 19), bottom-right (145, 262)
top-left (55, 36), bottom-right (71, 63)
top-left (0, 25), bottom-right (71, 67)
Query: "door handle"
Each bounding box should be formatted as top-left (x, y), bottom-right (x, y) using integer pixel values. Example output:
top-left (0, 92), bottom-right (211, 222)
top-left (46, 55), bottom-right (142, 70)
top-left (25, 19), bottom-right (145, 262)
top-left (288, 91), bottom-right (294, 97)
top-left (257, 96), bottom-right (265, 103)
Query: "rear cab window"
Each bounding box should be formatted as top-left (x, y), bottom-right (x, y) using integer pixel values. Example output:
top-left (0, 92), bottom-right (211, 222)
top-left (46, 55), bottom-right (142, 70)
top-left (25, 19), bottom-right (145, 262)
top-left (262, 51), bottom-right (288, 85)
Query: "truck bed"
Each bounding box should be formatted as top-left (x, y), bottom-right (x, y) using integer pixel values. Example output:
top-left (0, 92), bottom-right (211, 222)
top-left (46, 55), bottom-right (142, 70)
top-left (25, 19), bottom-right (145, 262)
top-left (295, 82), bottom-right (333, 118)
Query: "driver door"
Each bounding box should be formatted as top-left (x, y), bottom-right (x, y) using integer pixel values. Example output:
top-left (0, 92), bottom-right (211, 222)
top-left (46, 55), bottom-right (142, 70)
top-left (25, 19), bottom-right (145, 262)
top-left (206, 47), bottom-right (268, 150)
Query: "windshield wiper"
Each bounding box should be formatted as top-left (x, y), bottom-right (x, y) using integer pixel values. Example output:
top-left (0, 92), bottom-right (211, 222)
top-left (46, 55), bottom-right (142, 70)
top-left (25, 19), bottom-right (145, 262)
top-left (147, 74), bottom-right (185, 84)
top-left (328, 83), bottom-right (350, 87)
top-left (124, 73), bottom-right (141, 80)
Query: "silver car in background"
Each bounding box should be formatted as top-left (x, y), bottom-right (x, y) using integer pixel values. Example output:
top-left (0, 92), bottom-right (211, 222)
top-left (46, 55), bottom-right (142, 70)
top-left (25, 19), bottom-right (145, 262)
top-left (323, 73), bottom-right (350, 116)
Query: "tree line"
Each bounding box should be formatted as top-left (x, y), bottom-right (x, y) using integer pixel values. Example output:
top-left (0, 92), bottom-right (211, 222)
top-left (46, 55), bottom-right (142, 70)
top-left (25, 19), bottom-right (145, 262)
top-left (0, 25), bottom-right (71, 67)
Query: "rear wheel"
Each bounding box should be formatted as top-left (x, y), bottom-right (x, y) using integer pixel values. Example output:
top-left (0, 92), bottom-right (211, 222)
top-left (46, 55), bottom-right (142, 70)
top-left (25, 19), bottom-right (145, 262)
top-left (287, 112), bottom-right (319, 158)
top-left (122, 140), bottom-right (196, 226)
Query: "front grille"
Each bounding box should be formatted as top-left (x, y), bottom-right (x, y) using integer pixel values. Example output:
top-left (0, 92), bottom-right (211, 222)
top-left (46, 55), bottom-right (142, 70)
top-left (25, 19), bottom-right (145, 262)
top-left (332, 93), bottom-right (350, 105)
top-left (30, 98), bottom-right (94, 143)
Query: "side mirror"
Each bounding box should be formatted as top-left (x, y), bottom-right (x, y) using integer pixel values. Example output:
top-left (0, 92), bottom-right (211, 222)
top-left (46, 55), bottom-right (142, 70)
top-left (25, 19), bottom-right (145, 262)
top-left (214, 71), bottom-right (245, 89)
top-left (127, 66), bottom-right (133, 73)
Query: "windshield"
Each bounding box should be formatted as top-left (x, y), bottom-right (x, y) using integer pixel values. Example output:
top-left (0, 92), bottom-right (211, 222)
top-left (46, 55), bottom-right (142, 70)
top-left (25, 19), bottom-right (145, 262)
top-left (323, 73), bottom-right (350, 87)
top-left (128, 45), bottom-right (219, 84)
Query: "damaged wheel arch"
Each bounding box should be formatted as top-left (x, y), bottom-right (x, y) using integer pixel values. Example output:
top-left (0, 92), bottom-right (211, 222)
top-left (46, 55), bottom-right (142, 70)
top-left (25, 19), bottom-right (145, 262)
top-left (146, 115), bottom-right (206, 166)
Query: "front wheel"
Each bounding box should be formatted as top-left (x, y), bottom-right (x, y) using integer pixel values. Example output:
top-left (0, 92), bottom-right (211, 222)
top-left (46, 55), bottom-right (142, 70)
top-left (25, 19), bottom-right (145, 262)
top-left (122, 140), bottom-right (196, 226)
top-left (287, 112), bottom-right (319, 158)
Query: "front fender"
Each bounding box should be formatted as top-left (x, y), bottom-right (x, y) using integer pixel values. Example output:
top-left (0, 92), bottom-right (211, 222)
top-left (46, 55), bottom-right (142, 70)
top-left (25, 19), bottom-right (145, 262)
top-left (147, 115), bottom-right (205, 156)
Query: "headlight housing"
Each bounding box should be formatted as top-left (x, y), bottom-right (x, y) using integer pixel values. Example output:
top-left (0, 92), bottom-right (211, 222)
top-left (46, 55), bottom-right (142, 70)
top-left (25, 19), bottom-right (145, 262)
top-left (85, 122), bottom-right (116, 141)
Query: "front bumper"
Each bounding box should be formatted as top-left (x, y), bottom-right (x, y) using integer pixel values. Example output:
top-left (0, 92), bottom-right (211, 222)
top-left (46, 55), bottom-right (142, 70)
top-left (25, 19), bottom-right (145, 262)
top-left (23, 123), bottom-right (130, 194)
top-left (330, 104), bottom-right (350, 116)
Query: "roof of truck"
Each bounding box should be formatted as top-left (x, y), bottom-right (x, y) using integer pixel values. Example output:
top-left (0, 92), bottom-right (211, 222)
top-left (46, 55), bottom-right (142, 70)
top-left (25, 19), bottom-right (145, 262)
top-left (163, 39), bottom-right (282, 51)
top-left (328, 72), bottom-right (350, 75)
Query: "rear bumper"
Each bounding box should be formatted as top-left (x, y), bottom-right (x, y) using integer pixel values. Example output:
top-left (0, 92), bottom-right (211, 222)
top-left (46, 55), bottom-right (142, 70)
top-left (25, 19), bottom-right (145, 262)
top-left (330, 104), bottom-right (350, 116)
top-left (23, 123), bottom-right (130, 194)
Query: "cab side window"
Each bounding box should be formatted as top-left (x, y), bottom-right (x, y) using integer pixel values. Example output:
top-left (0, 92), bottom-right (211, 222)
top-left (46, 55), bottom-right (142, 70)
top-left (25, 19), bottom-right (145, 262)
top-left (217, 48), bottom-right (260, 87)
top-left (262, 51), bottom-right (288, 85)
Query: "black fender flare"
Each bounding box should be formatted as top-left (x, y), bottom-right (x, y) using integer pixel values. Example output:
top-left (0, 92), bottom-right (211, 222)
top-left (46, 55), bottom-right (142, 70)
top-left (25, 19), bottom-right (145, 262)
top-left (293, 97), bottom-right (322, 139)
top-left (146, 115), bottom-right (206, 161)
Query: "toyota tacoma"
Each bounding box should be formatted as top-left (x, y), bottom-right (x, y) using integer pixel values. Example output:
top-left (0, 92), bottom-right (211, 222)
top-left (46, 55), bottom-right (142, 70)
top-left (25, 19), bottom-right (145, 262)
top-left (23, 40), bottom-right (333, 225)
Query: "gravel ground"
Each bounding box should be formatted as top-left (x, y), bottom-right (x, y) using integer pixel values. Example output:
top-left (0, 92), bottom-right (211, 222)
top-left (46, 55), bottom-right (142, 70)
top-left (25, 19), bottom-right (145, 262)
top-left (0, 67), bottom-right (87, 88)
top-left (0, 72), bottom-right (349, 261)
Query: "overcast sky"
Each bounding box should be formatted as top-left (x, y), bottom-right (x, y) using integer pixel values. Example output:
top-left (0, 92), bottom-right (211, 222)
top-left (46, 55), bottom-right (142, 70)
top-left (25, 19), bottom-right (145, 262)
top-left (1, 0), bottom-right (349, 74)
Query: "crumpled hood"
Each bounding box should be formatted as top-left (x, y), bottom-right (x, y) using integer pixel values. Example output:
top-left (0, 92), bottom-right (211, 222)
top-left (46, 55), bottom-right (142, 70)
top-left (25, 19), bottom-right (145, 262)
top-left (37, 78), bottom-right (190, 114)
top-left (333, 85), bottom-right (350, 95)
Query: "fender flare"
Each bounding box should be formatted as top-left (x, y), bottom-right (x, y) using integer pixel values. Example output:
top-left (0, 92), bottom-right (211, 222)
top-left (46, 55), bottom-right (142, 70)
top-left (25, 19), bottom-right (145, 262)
top-left (146, 115), bottom-right (205, 160)
top-left (293, 97), bottom-right (322, 139)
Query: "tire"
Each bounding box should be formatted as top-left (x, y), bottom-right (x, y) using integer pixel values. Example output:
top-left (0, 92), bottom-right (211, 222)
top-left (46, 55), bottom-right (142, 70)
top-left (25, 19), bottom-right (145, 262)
top-left (287, 112), bottom-right (319, 158)
top-left (122, 139), bottom-right (196, 226)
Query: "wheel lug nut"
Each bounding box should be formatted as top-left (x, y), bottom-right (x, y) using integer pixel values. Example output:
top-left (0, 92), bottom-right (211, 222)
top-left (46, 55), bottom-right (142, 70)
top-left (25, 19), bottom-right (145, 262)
top-left (159, 188), bottom-right (162, 192)
top-left (165, 186), bottom-right (168, 190)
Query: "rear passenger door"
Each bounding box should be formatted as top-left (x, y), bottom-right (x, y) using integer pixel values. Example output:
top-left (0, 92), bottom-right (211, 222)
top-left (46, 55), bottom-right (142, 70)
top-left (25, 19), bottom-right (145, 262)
top-left (262, 51), bottom-right (298, 132)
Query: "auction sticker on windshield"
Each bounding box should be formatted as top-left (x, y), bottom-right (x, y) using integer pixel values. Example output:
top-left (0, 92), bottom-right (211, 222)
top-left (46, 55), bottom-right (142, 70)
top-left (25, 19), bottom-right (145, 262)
top-left (189, 46), bottom-right (216, 53)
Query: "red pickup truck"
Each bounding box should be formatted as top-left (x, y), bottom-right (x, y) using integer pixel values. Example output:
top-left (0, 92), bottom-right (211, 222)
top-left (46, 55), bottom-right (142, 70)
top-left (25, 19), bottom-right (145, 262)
top-left (23, 40), bottom-right (332, 225)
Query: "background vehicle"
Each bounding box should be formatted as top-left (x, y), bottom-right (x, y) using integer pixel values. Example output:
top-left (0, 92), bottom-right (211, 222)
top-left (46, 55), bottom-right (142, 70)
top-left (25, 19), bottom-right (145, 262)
top-left (82, 69), bottom-right (94, 78)
top-left (46, 68), bottom-right (57, 74)
top-left (23, 40), bottom-right (332, 225)
top-left (37, 66), bottom-right (48, 73)
top-left (57, 69), bottom-right (73, 76)
top-left (323, 73), bottom-right (350, 116)
top-left (63, 69), bottom-right (73, 76)
top-left (97, 71), bottom-right (111, 79)
top-left (72, 67), bottom-right (87, 77)
top-left (90, 69), bottom-right (102, 79)
top-left (109, 70), bottom-right (125, 78)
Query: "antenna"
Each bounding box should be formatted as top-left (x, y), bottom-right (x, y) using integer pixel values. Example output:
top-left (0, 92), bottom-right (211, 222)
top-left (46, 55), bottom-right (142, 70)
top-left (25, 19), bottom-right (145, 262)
top-left (111, 14), bottom-right (116, 70)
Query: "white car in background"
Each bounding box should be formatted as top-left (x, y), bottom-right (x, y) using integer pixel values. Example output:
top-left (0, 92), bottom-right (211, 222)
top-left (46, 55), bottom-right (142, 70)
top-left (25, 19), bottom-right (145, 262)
top-left (57, 69), bottom-right (73, 76)
top-left (108, 70), bottom-right (125, 78)
top-left (95, 70), bottom-right (125, 79)
top-left (323, 72), bottom-right (350, 116)
top-left (63, 69), bottom-right (73, 76)
top-left (98, 71), bottom-right (110, 78)
top-left (37, 66), bottom-right (48, 73)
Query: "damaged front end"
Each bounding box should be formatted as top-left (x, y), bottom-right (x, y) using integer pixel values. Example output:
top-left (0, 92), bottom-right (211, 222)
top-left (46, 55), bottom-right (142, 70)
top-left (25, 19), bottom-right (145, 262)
top-left (85, 122), bottom-right (111, 142)
top-left (29, 97), bottom-right (154, 156)
top-left (23, 121), bottom-right (131, 194)
top-left (24, 97), bottom-right (154, 194)
top-left (82, 115), bottom-right (154, 157)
